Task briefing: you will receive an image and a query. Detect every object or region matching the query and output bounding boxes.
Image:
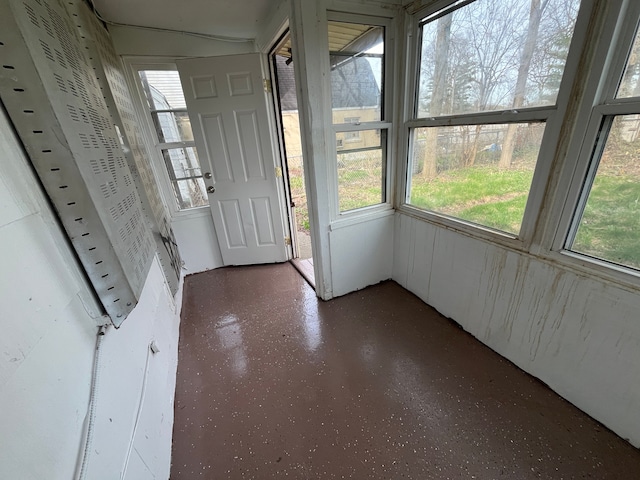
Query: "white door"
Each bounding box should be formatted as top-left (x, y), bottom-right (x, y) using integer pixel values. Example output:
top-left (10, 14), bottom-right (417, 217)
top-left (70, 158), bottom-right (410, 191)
top-left (177, 54), bottom-right (289, 265)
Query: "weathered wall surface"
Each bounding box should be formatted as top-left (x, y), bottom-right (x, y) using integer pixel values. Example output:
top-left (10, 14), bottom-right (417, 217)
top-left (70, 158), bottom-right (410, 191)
top-left (393, 212), bottom-right (640, 447)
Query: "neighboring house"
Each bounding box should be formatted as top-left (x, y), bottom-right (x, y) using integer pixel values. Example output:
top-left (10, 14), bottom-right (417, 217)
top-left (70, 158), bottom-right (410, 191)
top-left (276, 54), bottom-right (381, 156)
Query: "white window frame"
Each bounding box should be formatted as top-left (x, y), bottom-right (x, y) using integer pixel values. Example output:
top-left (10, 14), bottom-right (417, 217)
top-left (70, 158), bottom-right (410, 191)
top-left (398, 0), bottom-right (592, 249)
top-left (326, 11), bottom-right (395, 222)
top-left (122, 57), bottom-right (210, 219)
top-left (548, 0), bottom-right (640, 285)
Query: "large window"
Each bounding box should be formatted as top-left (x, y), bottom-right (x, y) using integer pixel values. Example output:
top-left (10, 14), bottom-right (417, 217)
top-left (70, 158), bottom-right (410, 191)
top-left (565, 15), bottom-right (640, 272)
top-left (406, 0), bottom-right (581, 235)
top-left (138, 70), bottom-right (208, 211)
top-left (328, 16), bottom-right (391, 214)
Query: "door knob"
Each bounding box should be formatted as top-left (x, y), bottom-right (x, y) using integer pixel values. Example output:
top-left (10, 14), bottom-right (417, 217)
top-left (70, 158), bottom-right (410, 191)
top-left (204, 172), bottom-right (212, 179)
top-left (207, 186), bottom-right (215, 193)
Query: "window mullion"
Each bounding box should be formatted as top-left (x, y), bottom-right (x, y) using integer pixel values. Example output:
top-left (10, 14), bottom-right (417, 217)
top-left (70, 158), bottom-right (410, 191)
top-left (600, 2), bottom-right (640, 103)
top-left (149, 108), bottom-right (188, 114)
top-left (334, 121), bottom-right (392, 132)
top-left (596, 101), bottom-right (640, 116)
top-left (407, 107), bottom-right (553, 129)
top-left (158, 141), bottom-right (196, 149)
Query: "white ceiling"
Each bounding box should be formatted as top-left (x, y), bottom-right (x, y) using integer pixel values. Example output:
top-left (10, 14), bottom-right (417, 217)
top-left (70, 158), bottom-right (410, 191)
top-left (91, 0), bottom-right (276, 40)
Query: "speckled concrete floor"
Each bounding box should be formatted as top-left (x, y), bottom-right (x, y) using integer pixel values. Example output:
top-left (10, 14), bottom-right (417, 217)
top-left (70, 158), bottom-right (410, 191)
top-left (172, 263), bottom-right (640, 479)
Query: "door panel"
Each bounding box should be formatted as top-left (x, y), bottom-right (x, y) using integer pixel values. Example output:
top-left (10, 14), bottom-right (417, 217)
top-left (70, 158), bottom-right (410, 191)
top-left (236, 110), bottom-right (266, 180)
top-left (250, 197), bottom-right (277, 245)
top-left (191, 75), bottom-right (218, 99)
top-left (177, 53), bottom-right (288, 265)
top-left (218, 199), bottom-right (247, 247)
top-left (201, 114), bottom-right (234, 182)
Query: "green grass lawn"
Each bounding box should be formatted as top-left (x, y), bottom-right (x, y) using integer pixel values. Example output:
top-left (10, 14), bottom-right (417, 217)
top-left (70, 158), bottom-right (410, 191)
top-left (409, 165), bottom-right (640, 270)
top-left (572, 174), bottom-right (640, 270)
top-left (410, 166), bottom-right (533, 234)
top-left (288, 172), bottom-right (310, 231)
top-left (338, 163), bottom-right (384, 212)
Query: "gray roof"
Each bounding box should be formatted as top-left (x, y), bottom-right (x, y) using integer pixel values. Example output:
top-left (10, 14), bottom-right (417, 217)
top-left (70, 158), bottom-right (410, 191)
top-left (274, 55), bottom-right (380, 111)
top-left (274, 56), bottom-right (299, 111)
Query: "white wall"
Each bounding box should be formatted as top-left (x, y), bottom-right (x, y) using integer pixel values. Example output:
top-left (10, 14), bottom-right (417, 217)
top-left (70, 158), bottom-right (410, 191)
top-left (0, 105), bottom-right (181, 479)
top-left (393, 212), bottom-right (640, 447)
top-left (109, 25), bottom-right (256, 57)
top-left (85, 258), bottom-right (182, 480)
top-left (330, 213), bottom-right (394, 297)
top-left (172, 211), bottom-right (224, 274)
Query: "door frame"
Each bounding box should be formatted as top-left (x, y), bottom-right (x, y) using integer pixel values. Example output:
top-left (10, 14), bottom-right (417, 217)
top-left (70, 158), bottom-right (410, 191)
top-left (268, 30), bottom-right (302, 260)
top-left (259, 51), bottom-right (296, 263)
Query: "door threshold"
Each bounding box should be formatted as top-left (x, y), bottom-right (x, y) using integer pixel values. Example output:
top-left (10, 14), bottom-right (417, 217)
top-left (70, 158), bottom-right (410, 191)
top-left (290, 258), bottom-right (315, 288)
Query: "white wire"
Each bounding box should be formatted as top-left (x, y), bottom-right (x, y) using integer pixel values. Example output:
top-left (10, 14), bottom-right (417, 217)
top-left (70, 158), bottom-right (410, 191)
top-left (120, 343), bottom-right (153, 480)
top-left (76, 324), bottom-right (107, 480)
top-left (88, 2), bottom-right (253, 44)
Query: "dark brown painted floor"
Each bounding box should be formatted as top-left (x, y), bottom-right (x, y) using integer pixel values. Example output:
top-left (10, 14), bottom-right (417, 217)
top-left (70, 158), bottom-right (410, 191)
top-left (172, 263), bottom-right (640, 479)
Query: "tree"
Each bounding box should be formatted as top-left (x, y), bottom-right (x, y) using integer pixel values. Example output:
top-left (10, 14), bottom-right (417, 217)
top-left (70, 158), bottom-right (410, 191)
top-left (527, 0), bottom-right (579, 105)
top-left (456, 0), bottom-right (527, 166)
top-left (618, 30), bottom-right (640, 98)
top-left (499, 0), bottom-right (549, 168)
top-left (443, 34), bottom-right (476, 115)
top-left (422, 15), bottom-right (452, 178)
top-left (416, 0), bottom-right (581, 173)
top-left (463, 0), bottom-right (528, 112)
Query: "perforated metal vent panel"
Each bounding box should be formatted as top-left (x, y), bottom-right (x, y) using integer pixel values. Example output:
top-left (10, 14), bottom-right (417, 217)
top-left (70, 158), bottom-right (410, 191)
top-left (70, 0), bottom-right (181, 294)
top-left (0, 0), bottom-right (155, 325)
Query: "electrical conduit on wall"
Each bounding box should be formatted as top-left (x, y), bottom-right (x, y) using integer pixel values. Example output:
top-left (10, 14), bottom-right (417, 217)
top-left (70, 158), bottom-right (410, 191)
top-left (75, 324), bottom-right (108, 480)
top-left (120, 341), bottom-right (157, 479)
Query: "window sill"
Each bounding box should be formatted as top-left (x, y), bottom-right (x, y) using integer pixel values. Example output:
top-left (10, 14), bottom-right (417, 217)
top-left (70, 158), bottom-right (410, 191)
top-left (544, 249), bottom-right (640, 293)
top-left (397, 204), bottom-right (522, 247)
top-left (330, 204), bottom-right (394, 231)
top-left (171, 205), bottom-right (210, 221)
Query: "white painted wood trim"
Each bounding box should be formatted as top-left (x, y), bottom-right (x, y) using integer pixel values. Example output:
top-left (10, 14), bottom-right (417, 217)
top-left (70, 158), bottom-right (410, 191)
top-left (406, 107), bottom-right (553, 128)
top-left (326, 0), bottom-right (400, 18)
top-left (169, 206), bottom-right (211, 221)
top-left (255, 0), bottom-right (289, 53)
top-left (290, 0), bottom-right (334, 299)
top-left (330, 207), bottom-right (395, 231)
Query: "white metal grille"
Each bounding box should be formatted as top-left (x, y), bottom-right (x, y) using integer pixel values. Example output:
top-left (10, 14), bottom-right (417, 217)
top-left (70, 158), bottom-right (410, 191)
top-left (72, 0), bottom-right (182, 294)
top-left (0, 0), bottom-right (155, 325)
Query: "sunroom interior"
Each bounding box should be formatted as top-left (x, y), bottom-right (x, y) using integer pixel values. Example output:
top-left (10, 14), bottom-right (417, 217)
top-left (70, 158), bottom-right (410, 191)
top-left (1, 0), bottom-right (640, 478)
